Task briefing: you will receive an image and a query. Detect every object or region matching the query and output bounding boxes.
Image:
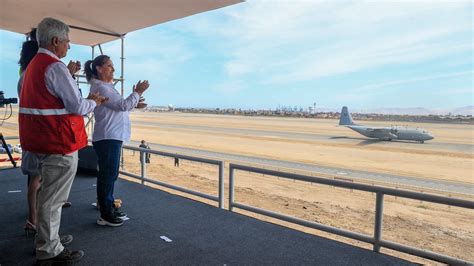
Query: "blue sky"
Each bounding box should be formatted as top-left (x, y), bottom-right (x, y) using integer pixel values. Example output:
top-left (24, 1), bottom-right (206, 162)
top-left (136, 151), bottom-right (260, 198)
top-left (0, 0), bottom-right (472, 111)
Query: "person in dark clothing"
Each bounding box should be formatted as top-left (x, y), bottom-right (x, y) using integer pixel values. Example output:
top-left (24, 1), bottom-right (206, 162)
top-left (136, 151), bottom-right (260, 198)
top-left (139, 140), bottom-right (151, 164)
top-left (174, 157), bottom-right (179, 167)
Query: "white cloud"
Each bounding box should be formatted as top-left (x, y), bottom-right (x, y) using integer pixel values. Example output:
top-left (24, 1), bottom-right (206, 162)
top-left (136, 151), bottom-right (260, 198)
top-left (180, 0), bottom-right (472, 85)
top-left (352, 71), bottom-right (474, 93)
top-left (76, 27), bottom-right (194, 84)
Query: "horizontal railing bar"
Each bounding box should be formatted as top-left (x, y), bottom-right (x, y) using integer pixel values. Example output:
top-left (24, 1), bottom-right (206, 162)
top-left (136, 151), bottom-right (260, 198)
top-left (119, 170), bottom-right (142, 180)
top-left (230, 164), bottom-right (474, 209)
top-left (3, 136), bottom-right (19, 140)
top-left (232, 202), bottom-right (374, 244)
top-left (380, 240), bottom-right (471, 265)
top-left (119, 170), bottom-right (218, 202)
top-left (122, 144), bottom-right (222, 166)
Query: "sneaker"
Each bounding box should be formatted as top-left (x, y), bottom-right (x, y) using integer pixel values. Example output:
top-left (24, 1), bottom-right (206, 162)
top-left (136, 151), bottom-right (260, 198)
top-left (97, 213), bottom-right (123, 227)
top-left (114, 209), bottom-right (127, 219)
top-left (36, 247), bottom-right (84, 265)
top-left (60, 234), bottom-right (73, 246)
top-left (33, 235), bottom-right (73, 256)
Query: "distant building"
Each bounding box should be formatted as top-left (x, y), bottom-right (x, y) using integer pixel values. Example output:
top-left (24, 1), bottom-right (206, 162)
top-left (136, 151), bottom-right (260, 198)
top-left (145, 105), bottom-right (173, 112)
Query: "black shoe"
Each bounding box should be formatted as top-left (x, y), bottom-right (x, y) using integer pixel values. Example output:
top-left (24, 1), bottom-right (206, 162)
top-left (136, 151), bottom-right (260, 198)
top-left (36, 247), bottom-right (84, 265)
top-left (60, 234), bottom-right (73, 246)
top-left (114, 209), bottom-right (127, 219)
top-left (97, 213), bottom-right (123, 227)
top-left (33, 235), bottom-right (73, 256)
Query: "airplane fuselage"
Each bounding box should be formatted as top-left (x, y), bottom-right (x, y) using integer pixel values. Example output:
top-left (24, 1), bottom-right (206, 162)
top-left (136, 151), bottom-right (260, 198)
top-left (347, 125), bottom-right (434, 143)
top-left (338, 106), bottom-right (435, 143)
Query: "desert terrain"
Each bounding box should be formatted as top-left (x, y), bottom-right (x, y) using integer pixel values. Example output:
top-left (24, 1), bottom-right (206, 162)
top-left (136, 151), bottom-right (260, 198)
top-left (1, 109), bottom-right (473, 264)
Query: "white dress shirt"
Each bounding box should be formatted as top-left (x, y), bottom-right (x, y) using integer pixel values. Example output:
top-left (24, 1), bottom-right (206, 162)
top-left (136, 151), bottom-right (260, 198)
top-left (90, 78), bottom-right (140, 142)
top-left (38, 48), bottom-right (96, 115)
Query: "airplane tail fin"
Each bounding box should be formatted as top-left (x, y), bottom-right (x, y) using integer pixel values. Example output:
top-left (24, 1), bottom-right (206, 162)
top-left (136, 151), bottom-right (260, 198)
top-left (339, 106), bottom-right (354, 125)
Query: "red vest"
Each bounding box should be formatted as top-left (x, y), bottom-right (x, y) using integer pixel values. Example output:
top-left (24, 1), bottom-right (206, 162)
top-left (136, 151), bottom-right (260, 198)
top-left (19, 53), bottom-right (88, 154)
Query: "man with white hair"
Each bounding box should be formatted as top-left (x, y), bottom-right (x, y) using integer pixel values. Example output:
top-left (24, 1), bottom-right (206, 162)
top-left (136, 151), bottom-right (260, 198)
top-left (19, 17), bottom-right (106, 264)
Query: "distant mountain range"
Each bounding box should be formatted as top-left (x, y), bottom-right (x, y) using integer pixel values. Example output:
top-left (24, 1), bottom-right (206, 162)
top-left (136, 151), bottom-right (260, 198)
top-left (158, 105), bottom-right (474, 116)
top-left (316, 106), bottom-right (474, 116)
top-left (361, 106), bottom-right (473, 116)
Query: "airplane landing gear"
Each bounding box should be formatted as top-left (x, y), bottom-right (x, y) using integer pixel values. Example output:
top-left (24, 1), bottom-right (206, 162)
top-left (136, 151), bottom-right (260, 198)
top-left (419, 140), bottom-right (424, 144)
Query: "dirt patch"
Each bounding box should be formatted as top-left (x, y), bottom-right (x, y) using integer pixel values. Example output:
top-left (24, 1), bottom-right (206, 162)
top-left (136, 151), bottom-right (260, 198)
top-left (120, 152), bottom-right (474, 265)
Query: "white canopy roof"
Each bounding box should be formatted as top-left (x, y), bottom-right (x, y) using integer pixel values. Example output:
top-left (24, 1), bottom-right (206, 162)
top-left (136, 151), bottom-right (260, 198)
top-left (0, 0), bottom-right (242, 46)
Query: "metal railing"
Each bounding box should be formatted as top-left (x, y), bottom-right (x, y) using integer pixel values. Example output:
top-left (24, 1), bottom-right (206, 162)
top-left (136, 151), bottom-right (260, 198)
top-left (120, 144), bottom-right (226, 209)
top-left (3, 134), bottom-right (473, 264)
top-left (228, 163), bottom-right (474, 265)
top-left (84, 113), bottom-right (95, 136)
top-left (3, 136), bottom-right (19, 141)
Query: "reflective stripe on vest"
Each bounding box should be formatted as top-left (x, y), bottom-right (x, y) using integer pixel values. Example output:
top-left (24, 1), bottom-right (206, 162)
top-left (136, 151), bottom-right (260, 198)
top-left (19, 107), bottom-right (71, 115)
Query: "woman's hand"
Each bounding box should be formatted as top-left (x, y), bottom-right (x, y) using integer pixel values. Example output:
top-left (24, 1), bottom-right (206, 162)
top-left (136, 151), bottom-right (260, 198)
top-left (67, 60), bottom-right (81, 76)
top-left (133, 80), bottom-right (150, 95)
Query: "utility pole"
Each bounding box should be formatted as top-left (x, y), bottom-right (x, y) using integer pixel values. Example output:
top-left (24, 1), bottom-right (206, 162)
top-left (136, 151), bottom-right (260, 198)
top-left (313, 102), bottom-right (316, 114)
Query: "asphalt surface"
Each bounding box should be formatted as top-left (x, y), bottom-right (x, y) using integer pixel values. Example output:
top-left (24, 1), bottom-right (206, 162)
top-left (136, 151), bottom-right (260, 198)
top-left (128, 140), bottom-right (474, 196)
top-left (0, 168), bottom-right (415, 265)
top-left (133, 121), bottom-right (474, 154)
top-left (3, 119), bottom-right (473, 195)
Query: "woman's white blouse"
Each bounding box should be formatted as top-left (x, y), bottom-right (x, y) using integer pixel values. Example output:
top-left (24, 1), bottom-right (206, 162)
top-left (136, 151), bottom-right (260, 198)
top-left (90, 78), bottom-right (140, 142)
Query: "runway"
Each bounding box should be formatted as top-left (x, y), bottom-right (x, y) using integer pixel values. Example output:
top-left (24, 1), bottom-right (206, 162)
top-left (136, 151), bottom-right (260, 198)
top-left (133, 121), bottom-right (474, 154)
top-left (3, 114), bottom-right (472, 195)
top-left (129, 140), bottom-right (474, 196)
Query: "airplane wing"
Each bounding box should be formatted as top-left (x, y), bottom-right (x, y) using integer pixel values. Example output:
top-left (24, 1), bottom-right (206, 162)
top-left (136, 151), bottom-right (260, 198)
top-left (366, 128), bottom-right (398, 139)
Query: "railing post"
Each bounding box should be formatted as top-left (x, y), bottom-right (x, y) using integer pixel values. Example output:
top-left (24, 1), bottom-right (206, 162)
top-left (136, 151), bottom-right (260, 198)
top-left (373, 192), bottom-right (384, 252)
top-left (120, 147), bottom-right (124, 170)
top-left (229, 165), bottom-right (234, 211)
top-left (218, 161), bottom-right (224, 209)
top-left (140, 151), bottom-right (146, 185)
top-left (91, 115), bottom-right (94, 136)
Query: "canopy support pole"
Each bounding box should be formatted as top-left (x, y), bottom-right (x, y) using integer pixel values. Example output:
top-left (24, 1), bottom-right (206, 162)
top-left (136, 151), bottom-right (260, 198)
top-left (120, 36), bottom-right (125, 96)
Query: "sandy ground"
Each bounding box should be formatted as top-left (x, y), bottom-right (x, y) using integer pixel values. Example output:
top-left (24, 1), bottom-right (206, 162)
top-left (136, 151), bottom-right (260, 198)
top-left (119, 151), bottom-right (473, 265)
top-left (128, 112), bottom-right (473, 185)
top-left (2, 109), bottom-right (473, 264)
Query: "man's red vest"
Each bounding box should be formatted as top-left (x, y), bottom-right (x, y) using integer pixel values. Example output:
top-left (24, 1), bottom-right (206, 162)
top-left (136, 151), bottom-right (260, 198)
top-left (19, 53), bottom-right (88, 154)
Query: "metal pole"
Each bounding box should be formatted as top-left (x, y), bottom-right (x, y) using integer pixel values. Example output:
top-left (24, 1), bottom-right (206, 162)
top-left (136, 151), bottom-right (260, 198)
top-left (140, 151), bottom-right (146, 185)
top-left (120, 36), bottom-right (124, 96)
top-left (218, 162), bottom-right (224, 209)
top-left (92, 45), bottom-right (95, 59)
top-left (373, 192), bottom-right (384, 252)
top-left (229, 166), bottom-right (234, 211)
top-left (120, 148), bottom-right (124, 170)
top-left (119, 37), bottom-right (125, 172)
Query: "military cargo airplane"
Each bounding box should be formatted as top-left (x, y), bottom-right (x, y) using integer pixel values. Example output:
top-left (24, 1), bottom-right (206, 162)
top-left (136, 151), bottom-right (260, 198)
top-left (339, 106), bottom-right (434, 143)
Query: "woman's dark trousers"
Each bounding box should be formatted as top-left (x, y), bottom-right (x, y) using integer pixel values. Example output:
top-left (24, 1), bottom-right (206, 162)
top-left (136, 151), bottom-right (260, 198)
top-left (93, 139), bottom-right (122, 217)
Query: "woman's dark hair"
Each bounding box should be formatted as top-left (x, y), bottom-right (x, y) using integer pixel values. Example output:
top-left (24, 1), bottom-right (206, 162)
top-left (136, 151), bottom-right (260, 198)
top-left (28, 28), bottom-right (37, 41)
top-left (84, 55), bottom-right (110, 82)
top-left (18, 40), bottom-right (39, 73)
